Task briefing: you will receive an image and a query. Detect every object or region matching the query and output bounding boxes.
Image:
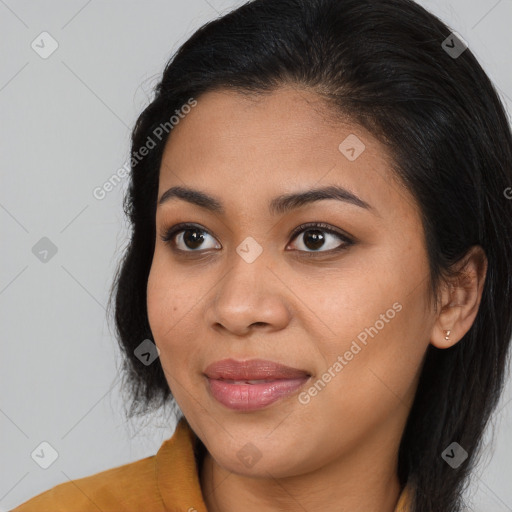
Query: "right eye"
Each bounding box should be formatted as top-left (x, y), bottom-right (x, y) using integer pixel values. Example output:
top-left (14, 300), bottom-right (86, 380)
top-left (160, 223), bottom-right (221, 252)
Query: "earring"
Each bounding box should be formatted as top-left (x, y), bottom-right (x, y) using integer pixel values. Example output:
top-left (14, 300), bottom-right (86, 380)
top-left (443, 330), bottom-right (451, 341)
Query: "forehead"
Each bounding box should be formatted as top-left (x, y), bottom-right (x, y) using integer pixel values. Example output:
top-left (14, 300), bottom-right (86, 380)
top-left (158, 86), bottom-right (417, 220)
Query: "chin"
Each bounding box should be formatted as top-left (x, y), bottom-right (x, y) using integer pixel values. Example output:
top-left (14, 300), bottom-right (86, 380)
top-left (207, 434), bottom-right (317, 479)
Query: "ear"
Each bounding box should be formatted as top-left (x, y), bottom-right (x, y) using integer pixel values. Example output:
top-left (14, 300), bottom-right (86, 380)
top-left (430, 245), bottom-right (488, 349)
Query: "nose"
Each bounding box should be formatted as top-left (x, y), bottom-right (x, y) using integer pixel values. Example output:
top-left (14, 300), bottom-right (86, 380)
top-left (206, 253), bottom-right (292, 337)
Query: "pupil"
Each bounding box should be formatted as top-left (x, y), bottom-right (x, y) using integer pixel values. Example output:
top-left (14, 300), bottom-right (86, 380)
top-left (184, 229), bottom-right (204, 249)
top-left (304, 229), bottom-right (325, 250)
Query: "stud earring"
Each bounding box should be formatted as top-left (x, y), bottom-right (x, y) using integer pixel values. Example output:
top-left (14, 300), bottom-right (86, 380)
top-left (443, 329), bottom-right (451, 341)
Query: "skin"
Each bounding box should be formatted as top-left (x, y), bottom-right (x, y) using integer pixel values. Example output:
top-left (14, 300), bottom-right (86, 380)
top-left (146, 85), bottom-right (487, 512)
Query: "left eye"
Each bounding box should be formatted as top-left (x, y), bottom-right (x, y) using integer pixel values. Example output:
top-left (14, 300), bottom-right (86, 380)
top-left (160, 222), bottom-right (353, 254)
top-left (288, 223), bottom-right (352, 253)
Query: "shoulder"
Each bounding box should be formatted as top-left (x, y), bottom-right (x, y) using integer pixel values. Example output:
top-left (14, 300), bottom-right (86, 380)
top-left (10, 418), bottom-right (203, 512)
top-left (10, 453), bottom-right (166, 512)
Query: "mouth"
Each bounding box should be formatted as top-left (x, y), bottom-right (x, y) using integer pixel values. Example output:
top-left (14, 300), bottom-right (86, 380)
top-left (219, 379), bottom-right (293, 384)
top-left (204, 358), bottom-right (311, 380)
top-left (204, 358), bottom-right (311, 411)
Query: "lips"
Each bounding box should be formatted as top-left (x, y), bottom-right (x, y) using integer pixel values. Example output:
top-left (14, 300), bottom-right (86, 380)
top-left (204, 358), bottom-right (311, 411)
top-left (204, 358), bottom-right (310, 381)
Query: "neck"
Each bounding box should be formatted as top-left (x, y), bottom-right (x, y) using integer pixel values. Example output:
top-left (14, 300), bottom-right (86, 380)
top-left (199, 427), bottom-right (403, 512)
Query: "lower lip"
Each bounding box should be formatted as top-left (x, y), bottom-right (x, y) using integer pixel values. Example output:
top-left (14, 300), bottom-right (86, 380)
top-left (206, 376), bottom-right (310, 411)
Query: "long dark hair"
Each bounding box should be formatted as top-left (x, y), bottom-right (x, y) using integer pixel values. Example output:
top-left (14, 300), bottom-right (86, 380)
top-left (106, 0), bottom-right (512, 510)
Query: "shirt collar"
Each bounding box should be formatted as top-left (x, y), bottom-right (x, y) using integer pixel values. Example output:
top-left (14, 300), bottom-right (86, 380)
top-left (156, 416), bottom-right (209, 512)
top-left (156, 416), bottom-right (412, 512)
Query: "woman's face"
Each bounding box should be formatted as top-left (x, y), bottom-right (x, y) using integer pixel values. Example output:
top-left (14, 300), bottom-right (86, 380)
top-left (147, 86), bottom-right (435, 478)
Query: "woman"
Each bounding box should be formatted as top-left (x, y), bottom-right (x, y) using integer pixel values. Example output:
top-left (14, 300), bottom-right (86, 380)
top-left (12, 0), bottom-right (512, 511)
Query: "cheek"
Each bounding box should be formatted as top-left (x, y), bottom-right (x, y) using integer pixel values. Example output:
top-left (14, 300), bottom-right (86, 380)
top-left (147, 252), bottom-right (189, 335)
top-left (146, 257), bottom-right (204, 372)
top-left (147, 260), bottom-right (182, 362)
top-left (304, 245), bottom-right (430, 401)
top-left (299, 299), bottom-right (427, 446)
top-left (146, 262), bottom-right (168, 340)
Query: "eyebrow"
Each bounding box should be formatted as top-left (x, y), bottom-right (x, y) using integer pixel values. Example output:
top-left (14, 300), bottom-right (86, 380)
top-left (158, 184), bottom-right (376, 216)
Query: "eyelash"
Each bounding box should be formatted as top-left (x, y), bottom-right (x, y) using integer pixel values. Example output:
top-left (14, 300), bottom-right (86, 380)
top-left (159, 222), bottom-right (354, 257)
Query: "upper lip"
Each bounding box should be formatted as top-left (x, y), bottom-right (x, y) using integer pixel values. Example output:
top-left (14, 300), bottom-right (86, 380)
top-left (204, 358), bottom-right (311, 380)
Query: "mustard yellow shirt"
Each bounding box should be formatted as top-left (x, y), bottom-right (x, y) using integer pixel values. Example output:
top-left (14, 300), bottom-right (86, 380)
top-left (12, 417), bottom-right (412, 511)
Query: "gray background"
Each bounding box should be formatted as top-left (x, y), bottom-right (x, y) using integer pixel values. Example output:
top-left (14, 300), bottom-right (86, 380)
top-left (1, 0), bottom-right (511, 510)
